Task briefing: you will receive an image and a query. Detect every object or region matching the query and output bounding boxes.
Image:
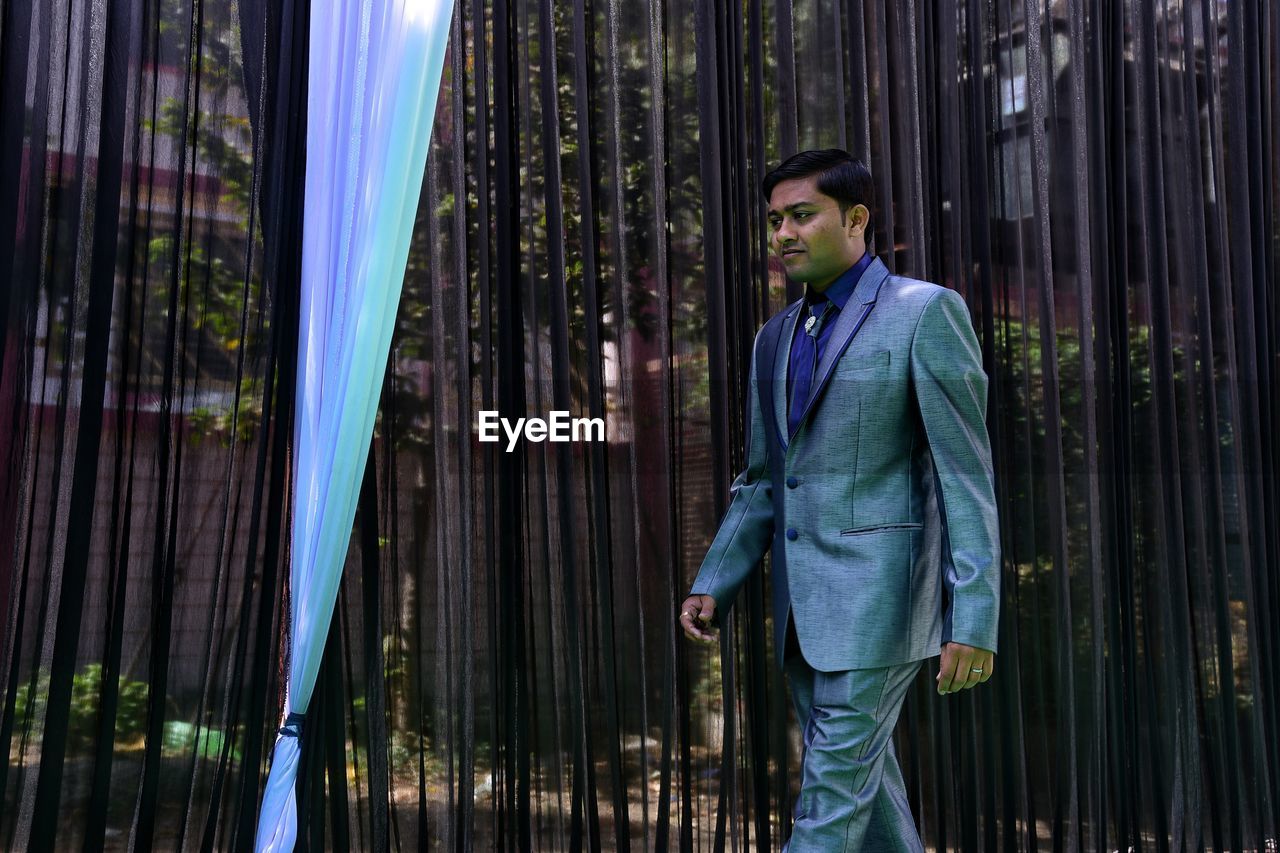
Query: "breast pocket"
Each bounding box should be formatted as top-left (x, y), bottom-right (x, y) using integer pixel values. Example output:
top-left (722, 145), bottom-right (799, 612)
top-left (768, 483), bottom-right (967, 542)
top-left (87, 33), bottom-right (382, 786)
top-left (828, 350), bottom-right (891, 411)
top-left (848, 349), bottom-right (891, 375)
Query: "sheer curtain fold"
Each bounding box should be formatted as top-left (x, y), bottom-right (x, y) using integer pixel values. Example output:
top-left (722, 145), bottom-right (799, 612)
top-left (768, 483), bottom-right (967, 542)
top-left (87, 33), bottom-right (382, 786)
top-left (253, 0), bottom-right (454, 851)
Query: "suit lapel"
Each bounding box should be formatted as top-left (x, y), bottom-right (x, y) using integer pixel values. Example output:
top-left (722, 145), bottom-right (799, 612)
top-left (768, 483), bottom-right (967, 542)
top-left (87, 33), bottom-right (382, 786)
top-left (770, 300), bottom-right (803, 451)
top-left (793, 257), bottom-right (892, 436)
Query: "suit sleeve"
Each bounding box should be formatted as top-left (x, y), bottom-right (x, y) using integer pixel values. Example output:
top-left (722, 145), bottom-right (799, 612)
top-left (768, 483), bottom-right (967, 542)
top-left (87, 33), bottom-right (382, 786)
top-left (688, 334), bottom-right (774, 614)
top-left (910, 289), bottom-right (1001, 652)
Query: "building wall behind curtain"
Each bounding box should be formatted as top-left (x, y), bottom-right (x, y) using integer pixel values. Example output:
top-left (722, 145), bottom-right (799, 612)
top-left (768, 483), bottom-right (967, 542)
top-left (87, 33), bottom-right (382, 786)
top-left (1, 0), bottom-right (1277, 851)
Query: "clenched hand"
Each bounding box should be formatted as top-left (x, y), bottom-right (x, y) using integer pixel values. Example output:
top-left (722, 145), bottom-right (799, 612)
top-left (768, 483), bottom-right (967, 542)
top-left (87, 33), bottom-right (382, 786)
top-left (936, 642), bottom-right (994, 694)
top-left (678, 595), bottom-right (718, 643)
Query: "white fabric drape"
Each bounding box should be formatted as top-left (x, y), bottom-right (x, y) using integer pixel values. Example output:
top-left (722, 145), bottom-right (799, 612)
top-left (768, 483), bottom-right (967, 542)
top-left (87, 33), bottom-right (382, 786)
top-left (254, 1), bottom-right (453, 849)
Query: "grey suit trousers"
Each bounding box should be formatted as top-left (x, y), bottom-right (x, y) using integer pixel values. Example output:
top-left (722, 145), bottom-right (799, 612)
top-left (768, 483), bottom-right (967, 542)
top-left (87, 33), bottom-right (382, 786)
top-left (782, 657), bottom-right (924, 853)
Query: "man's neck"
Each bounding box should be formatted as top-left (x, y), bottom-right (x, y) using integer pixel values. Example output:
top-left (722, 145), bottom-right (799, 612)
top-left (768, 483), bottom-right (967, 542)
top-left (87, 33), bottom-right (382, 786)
top-left (806, 251), bottom-right (869, 304)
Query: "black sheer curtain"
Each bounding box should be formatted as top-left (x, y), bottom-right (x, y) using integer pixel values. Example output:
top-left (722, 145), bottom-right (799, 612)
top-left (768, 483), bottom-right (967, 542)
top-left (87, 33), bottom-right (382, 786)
top-left (0, 0), bottom-right (303, 848)
top-left (2, 0), bottom-right (1277, 851)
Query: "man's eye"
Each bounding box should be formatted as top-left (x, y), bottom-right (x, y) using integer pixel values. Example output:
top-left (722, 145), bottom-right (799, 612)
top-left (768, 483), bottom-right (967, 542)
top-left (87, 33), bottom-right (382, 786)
top-left (795, 212), bottom-right (809, 220)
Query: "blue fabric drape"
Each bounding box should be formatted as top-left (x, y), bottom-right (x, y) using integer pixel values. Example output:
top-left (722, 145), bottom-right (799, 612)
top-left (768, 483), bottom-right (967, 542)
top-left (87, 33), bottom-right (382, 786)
top-left (254, 1), bottom-right (454, 849)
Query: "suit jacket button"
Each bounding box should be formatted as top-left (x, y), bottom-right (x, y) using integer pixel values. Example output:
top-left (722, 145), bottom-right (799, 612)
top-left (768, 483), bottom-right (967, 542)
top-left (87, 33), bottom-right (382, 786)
top-left (786, 528), bottom-right (798, 541)
top-left (786, 476), bottom-right (798, 488)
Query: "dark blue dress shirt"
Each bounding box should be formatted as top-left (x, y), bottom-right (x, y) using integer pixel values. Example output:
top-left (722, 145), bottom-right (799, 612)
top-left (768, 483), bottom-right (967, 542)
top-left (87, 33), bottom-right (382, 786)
top-left (787, 252), bottom-right (873, 437)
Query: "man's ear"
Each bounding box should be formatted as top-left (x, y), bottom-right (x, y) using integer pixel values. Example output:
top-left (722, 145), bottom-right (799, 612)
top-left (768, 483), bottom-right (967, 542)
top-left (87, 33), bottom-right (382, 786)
top-left (847, 204), bottom-right (870, 238)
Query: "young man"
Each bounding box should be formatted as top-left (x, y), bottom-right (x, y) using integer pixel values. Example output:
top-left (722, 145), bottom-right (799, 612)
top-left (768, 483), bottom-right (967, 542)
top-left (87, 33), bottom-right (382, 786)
top-left (679, 149), bottom-right (1000, 851)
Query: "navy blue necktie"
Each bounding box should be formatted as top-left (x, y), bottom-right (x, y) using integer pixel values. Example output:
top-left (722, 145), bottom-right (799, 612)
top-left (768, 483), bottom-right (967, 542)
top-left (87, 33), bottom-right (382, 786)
top-left (789, 298), bottom-right (833, 437)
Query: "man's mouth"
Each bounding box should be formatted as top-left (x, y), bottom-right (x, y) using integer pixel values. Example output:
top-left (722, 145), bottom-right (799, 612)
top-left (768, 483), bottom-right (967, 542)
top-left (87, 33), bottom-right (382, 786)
top-left (781, 249), bottom-right (804, 258)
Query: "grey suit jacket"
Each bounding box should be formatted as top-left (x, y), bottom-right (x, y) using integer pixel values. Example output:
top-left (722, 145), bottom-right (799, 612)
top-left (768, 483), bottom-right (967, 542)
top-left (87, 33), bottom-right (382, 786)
top-left (689, 257), bottom-right (1000, 672)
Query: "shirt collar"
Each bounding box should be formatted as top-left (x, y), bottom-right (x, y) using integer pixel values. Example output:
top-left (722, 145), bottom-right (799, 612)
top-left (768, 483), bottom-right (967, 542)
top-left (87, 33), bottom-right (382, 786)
top-left (807, 251), bottom-right (872, 312)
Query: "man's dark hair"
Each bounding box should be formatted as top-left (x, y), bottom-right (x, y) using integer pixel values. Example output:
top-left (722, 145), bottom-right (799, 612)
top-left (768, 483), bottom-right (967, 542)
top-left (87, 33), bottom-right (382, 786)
top-left (762, 149), bottom-right (874, 231)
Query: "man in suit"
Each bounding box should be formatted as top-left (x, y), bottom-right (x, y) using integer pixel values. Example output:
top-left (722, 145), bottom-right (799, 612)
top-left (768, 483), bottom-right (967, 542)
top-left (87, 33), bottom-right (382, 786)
top-left (679, 149), bottom-right (1000, 851)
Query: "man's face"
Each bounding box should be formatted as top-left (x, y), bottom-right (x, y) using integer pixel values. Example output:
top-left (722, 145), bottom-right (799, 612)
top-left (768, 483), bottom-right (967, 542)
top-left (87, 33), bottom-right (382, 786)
top-left (767, 175), bottom-right (868, 291)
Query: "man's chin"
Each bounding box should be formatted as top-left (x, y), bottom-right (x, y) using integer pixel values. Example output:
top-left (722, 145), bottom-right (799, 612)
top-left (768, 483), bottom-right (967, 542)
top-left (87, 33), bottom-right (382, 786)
top-left (781, 260), bottom-right (808, 279)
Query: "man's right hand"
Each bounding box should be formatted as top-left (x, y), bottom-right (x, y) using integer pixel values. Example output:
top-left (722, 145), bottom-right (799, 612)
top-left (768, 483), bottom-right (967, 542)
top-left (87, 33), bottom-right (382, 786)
top-left (678, 595), bottom-right (718, 644)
